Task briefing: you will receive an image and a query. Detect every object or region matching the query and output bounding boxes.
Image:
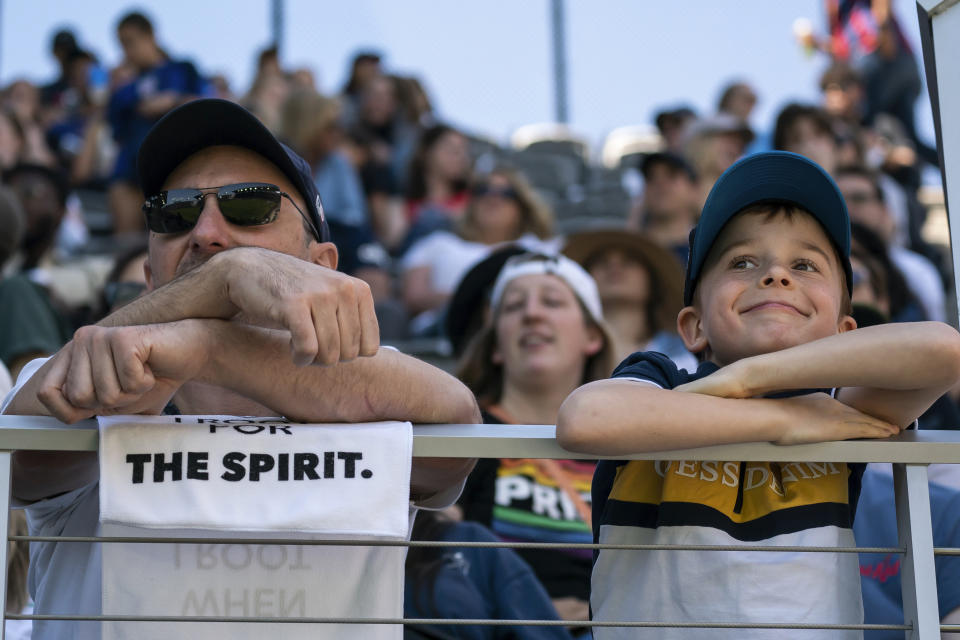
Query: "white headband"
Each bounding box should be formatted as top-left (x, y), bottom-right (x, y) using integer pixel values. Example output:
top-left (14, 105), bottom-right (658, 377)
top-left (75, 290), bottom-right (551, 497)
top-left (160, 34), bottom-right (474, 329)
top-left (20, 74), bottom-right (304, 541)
top-left (489, 253), bottom-right (604, 324)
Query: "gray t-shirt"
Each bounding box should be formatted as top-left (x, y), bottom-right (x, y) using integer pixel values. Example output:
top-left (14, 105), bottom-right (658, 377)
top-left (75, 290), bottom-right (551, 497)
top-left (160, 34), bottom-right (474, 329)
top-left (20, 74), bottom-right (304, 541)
top-left (26, 483), bottom-right (102, 640)
top-left (6, 357), bottom-right (464, 640)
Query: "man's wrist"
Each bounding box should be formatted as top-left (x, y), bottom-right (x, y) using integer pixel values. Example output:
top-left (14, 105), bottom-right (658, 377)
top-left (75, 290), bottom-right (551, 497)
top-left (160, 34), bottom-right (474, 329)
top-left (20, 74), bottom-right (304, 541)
top-left (191, 319), bottom-right (231, 384)
top-left (203, 251), bottom-right (239, 317)
top-left (99, 252), bottom-right (239, 329)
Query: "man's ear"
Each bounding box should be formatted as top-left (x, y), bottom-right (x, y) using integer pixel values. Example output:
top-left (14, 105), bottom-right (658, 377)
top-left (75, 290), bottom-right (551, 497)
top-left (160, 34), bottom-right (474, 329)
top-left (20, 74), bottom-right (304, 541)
top-left (838, 314), bottom-right (857, 334)
top-left (677, 305), bottom-right (709, 354)
top-left (311, 241), bottom-right (339, 270)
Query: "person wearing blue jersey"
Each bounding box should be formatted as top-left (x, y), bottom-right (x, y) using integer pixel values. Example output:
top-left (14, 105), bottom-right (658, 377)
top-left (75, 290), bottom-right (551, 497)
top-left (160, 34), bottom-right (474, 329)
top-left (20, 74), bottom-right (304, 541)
top-left (106, 11), bottom-right (210, 234)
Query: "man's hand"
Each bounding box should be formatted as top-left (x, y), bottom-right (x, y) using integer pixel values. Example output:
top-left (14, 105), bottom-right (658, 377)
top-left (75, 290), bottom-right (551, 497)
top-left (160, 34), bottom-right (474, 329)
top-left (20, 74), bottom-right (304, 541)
top-left (37, 320), bottom-right (211, 423)
top-left (771, 393), bottom-right (899, 446)
top-left (215, 248), bottom-right (379, 366)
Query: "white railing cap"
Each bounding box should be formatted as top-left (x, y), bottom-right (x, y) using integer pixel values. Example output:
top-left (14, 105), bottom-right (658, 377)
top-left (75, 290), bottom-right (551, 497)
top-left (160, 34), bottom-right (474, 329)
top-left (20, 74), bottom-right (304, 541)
top-left (2, 416), bottom-right (960, 463)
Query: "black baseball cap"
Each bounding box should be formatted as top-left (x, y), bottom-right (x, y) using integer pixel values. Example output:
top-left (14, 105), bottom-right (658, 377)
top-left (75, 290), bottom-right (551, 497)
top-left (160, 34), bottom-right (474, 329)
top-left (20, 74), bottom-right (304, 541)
top-left (684, 151), bottom-right (852, 306)
top-left (137, 98), bottom-right (330, 243)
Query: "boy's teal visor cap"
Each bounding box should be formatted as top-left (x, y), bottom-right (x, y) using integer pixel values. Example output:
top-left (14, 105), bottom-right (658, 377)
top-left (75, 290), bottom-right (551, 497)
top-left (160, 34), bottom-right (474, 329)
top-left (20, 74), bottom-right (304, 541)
top-left (683, 151), bottom-right (853, 306)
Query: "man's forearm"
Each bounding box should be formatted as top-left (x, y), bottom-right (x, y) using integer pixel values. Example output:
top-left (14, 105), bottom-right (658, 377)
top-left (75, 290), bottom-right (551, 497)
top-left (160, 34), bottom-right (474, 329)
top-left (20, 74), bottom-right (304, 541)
top-left (99, 253), bottom-right (235, 328)
top-left (199, 322), bottom-right (481, 502)
top-left (200, 321), bottom-right (480, 425)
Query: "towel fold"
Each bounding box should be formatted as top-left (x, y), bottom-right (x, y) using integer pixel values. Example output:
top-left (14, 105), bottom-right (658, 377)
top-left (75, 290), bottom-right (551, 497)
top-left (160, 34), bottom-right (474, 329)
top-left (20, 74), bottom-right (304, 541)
top-left (99, 415), bottom-right (411, 536)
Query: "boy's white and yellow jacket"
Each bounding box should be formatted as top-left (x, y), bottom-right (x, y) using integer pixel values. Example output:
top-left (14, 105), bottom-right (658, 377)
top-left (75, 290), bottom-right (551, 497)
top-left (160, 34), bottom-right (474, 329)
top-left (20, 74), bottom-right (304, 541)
top-left (590, 351), bottom-right (865, 640)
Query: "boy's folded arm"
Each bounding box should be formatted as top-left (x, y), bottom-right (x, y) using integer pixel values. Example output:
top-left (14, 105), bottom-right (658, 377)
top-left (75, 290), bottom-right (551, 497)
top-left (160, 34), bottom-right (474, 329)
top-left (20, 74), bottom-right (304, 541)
top-left (736, 322), bottom-right (960, 428)
top-left (556, 379), bottom-right (897, 455)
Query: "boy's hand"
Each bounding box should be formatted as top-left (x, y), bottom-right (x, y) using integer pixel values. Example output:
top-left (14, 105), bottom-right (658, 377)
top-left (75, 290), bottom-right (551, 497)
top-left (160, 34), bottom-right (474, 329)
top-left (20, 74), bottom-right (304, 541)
top-left (772, 392), bottom-right (899, 445)
top-left (676, 361), bottom-right (752, 398)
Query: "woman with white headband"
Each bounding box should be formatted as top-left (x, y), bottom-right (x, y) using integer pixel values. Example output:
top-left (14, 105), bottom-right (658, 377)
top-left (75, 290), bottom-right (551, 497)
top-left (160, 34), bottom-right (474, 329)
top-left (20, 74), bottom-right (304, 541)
top-left (455, 253), bottom-right (617, 632)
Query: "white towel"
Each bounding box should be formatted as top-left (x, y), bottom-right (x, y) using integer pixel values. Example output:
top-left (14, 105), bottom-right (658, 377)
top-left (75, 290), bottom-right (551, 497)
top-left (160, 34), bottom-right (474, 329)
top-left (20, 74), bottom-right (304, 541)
top-left (98, 415), bottom-right (413, 640)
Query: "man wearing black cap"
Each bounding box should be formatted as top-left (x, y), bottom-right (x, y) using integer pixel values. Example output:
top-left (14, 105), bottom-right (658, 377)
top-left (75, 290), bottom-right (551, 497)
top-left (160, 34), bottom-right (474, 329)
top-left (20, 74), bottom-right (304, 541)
top-left (2, 99), bottom-right (479, 637)
top-left (559, 151), bottom-right (960, 638)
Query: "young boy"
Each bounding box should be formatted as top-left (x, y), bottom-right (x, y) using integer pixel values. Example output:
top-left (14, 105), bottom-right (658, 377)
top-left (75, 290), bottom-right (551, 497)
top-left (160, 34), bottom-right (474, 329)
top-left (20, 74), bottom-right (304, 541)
top-left (556, 151), bottom-right (960, 639)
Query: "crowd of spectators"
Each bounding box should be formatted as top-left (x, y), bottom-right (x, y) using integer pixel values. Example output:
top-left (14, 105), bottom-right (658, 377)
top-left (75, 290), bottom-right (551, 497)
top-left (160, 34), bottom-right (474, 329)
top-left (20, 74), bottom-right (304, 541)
top-left (1, 3), bottom-right (958, 638)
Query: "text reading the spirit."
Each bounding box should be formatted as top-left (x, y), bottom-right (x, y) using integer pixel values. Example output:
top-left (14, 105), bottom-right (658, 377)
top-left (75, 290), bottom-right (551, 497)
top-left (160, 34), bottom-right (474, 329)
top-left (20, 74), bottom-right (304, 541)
top-left (124, 451), bottom-right (373, 483)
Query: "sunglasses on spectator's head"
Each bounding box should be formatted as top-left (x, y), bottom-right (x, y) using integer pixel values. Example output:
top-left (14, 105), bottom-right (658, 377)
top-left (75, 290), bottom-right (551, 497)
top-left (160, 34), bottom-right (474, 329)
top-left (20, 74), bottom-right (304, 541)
top-left (472, 183), bottom-right (519, 200)
top-left (142, 182), bottom-right (320, 240)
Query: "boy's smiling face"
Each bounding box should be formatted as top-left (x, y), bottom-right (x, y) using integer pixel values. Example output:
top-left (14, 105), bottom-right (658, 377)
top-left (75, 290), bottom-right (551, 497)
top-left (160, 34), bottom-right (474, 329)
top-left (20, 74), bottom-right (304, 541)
top-left (678, 208), bottom-right (855, 366)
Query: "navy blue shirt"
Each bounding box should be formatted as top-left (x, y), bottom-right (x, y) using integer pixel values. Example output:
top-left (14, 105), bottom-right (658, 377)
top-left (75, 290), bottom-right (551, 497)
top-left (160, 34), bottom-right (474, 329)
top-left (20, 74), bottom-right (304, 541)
top-left (593, 350), bottom-right (865, 549)
top-left (404, 521), bottom-right (573, 640)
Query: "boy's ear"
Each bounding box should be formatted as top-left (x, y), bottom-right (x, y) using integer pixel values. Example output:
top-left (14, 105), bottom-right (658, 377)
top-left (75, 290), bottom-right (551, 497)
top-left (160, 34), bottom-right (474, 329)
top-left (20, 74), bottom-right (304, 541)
top-left (677, 305), bottom-right (709, 354)
top-left (837, 314), bottom-right (857, 334)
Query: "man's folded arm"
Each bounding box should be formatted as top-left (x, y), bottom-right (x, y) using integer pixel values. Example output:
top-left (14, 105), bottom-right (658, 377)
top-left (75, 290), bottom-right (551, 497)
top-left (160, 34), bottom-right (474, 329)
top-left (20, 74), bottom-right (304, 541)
top-left (4, 319), bottom-right (481, 503)
top-left (199, 323), bottom-right (480, 501)
top-left (201, 322), bottom-right (478, 425)
top-left (101, 247), bottom-right (380, 366)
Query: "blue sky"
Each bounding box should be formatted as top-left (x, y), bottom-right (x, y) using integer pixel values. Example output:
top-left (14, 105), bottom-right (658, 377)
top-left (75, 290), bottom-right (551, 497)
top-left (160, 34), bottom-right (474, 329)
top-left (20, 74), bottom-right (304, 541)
top-left (0, 0), bottom-right (936, 152)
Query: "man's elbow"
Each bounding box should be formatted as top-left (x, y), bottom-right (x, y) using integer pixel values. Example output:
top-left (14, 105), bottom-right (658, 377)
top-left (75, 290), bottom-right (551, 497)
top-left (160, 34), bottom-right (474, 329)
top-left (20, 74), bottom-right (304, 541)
top-left (439, 378), bottom-right (481, 425)
top-left (455, 389), bottom-right (482, 426)
top-left (12, 451), bottom-right (98, 503)
top-left (410, 456), bottom-right (476, 503)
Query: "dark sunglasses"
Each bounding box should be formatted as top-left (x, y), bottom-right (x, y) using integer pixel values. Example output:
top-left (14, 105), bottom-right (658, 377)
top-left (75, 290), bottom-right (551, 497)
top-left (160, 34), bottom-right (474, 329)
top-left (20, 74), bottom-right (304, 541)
top-left (143, 182), bottom-right (320, 240)
top-left (472, 183), bottom-right (519, 200)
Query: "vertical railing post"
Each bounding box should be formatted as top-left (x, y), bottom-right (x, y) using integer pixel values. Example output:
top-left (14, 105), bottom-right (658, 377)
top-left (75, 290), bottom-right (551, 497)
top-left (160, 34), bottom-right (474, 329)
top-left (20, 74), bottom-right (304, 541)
top-left (0, 451), bottom-right (12, 640)
top-left (550, 0), bottom-right (569, 124)
top-left (893, 462), bottom-right (940, 639)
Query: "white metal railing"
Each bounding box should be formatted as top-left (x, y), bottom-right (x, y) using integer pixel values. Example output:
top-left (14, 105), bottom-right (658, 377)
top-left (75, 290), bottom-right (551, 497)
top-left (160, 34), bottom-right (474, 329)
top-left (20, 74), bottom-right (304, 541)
top-left (1, 416), bottom-right (959, 638)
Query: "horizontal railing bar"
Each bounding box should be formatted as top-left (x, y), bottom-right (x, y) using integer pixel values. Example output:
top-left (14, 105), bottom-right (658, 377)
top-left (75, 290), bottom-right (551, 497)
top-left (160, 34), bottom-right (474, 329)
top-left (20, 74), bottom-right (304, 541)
top-left (1, 613), bottom-right (909, 629)
top-left (2, 417), bottom-right (960, 462)
top-left (7, 535), bottom-right (903, 553)
top-left (935, 547), bottom-right (960, 555)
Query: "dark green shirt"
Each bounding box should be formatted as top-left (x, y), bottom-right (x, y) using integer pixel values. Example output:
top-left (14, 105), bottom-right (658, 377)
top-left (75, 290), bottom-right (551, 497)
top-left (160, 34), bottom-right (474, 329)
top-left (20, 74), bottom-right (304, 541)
top-left (0, 274), bottom-right (71, 369)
